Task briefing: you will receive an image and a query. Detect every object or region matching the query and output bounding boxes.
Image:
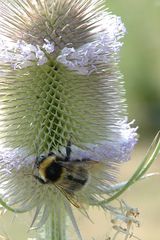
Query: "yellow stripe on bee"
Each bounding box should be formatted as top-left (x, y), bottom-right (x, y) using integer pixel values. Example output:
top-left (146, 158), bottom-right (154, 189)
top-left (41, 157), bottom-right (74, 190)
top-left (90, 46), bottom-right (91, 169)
top-left (39, 156), bottom-right (56, 179)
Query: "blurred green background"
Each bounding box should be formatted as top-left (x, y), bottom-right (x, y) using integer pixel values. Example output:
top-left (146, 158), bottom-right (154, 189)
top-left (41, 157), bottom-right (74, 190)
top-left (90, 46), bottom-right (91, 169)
top-left (107, 0), bottom-right (160, 141)
top-left (104, 1), bottom-right (160, 240)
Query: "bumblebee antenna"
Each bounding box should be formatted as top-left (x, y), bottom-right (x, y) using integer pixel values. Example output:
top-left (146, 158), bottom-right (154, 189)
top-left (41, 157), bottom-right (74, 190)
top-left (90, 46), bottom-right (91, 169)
top-left (32, 142), bottom-right (39, 170)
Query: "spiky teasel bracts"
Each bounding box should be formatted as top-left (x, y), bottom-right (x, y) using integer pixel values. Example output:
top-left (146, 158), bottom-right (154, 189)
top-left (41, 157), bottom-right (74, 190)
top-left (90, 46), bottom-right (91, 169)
top-left (0, 0), bottom-right (137, 239)
top-left (0, 0), bottom-right (135, 154)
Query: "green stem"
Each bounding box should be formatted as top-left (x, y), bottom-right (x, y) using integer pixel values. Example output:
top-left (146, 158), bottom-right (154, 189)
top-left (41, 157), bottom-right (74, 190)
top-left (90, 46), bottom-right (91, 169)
top-left (99, 131), bottom-right (160, 205)
top-left (45, 199), bottom-right (67, 240)
top-left (0, 197), bottom-right (26, 213)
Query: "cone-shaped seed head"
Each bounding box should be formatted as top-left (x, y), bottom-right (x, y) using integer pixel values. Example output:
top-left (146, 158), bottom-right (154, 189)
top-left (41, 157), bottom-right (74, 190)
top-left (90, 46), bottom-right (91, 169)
top-left (0, 0), bottom-right (136, 156)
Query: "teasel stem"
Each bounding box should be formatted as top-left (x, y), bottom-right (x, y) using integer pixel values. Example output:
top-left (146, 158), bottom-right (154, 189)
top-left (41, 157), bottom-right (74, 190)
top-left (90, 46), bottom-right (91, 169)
top-left (44, 201), bottom-right (67, 240)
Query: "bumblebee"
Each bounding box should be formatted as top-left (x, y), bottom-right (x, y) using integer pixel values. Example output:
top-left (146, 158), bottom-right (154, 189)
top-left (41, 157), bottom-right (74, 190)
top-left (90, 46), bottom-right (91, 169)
top-left (34, 141), bottom-right (97, 207)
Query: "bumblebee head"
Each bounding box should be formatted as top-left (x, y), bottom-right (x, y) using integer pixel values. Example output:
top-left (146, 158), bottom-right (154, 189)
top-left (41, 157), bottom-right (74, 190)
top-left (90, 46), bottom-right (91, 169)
top-left (33, 152), bottom-right (61, 184)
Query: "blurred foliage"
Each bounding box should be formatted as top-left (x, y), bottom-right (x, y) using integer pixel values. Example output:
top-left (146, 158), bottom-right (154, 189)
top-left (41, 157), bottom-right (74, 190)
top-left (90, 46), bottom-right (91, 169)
top-left (106, 0), bottom-right (160, 140)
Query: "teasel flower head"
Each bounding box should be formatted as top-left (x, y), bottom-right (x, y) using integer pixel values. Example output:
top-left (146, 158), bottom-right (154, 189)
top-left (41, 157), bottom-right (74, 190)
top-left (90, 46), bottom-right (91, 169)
top-left (0, 0), bottom-right (137, 239)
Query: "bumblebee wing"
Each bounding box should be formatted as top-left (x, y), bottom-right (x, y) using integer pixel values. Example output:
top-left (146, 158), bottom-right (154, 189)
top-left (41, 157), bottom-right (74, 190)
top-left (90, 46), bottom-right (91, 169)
top-left (55, 159), bottom-right (101, 197)
top-left (58, 159), bottom-right (99, 168)
top-left (55, 184), bottom-right (80, 208)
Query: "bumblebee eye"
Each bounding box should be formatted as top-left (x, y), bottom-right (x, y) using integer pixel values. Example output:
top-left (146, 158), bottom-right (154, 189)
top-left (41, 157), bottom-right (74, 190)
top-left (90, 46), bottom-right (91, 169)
top-left (39, 155), bottom-right (45, 160)
top-left (48, 152), bottom-right (55, 156)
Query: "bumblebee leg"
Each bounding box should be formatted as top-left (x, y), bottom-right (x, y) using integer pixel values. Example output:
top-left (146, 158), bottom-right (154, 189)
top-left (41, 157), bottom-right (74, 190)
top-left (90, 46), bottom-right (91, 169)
top-left (65, 140), bottom-right (72, 161)
top-left (34, 175), bottom-right (47, 184)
